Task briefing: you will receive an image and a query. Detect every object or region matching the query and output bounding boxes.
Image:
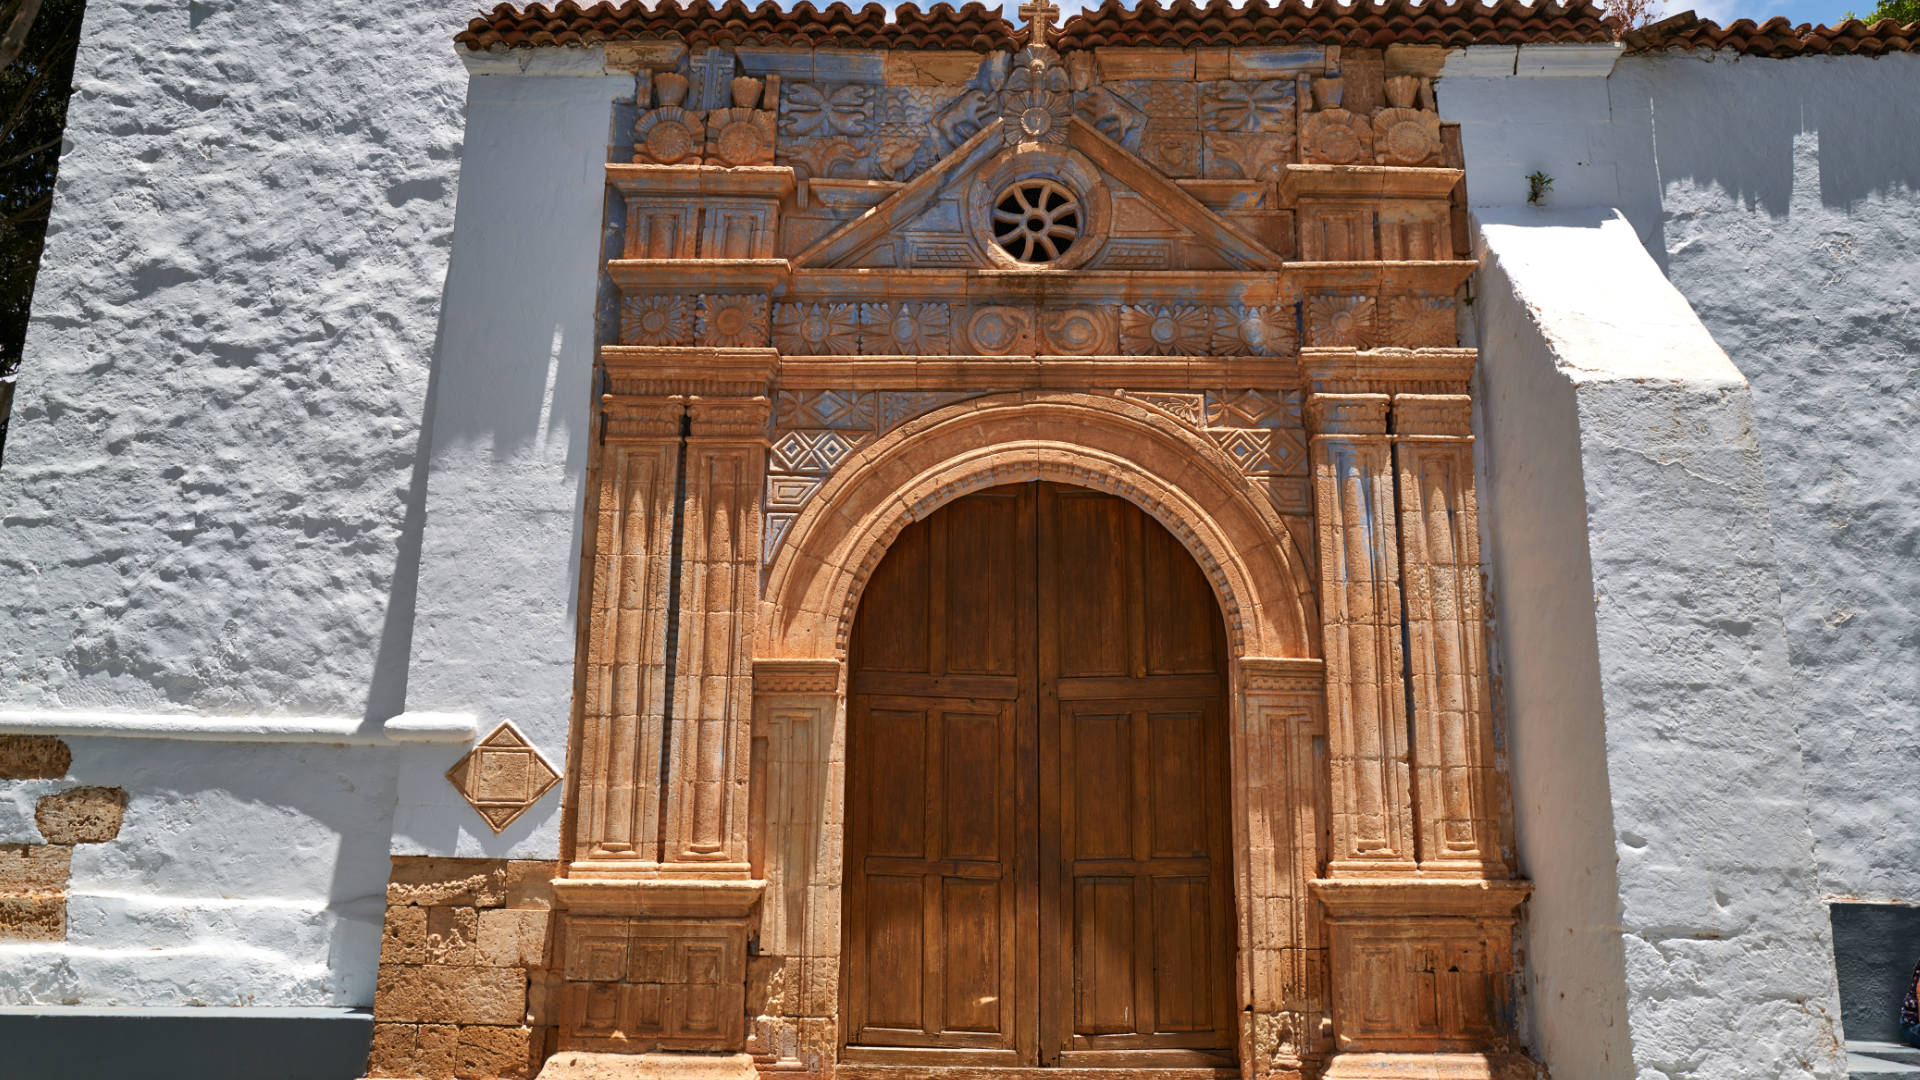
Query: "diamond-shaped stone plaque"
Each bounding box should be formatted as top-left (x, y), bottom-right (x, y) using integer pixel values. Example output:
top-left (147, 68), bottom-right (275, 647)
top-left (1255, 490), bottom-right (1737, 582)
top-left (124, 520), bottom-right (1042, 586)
top-left (446, 722), bottom-right (561, 833)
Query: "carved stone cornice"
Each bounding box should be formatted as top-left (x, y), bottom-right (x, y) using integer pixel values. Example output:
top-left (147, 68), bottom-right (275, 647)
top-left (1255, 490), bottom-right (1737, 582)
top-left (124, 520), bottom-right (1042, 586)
top-left (607, 259), bottom-right (790, 296)
top-left (553, 877), bottom-right (767, 918)
top-left (1310, 877), bottom-right (1532, 919)
top-left (776, 355), bottom-right (1303, 390)
top-left (1391, 393), bottom-right (1473, 437)
top-left (606, 163), bottom-right (796, 201)
top-left (779, 263), bottom-right (1474, 307)
top-left (751, 658), bottom-right (842, 694)
top-left (603, 396), bottom-right (686, 442)
top-left (687, 396), bottom-right (772, 440)
top-left (602, 346), bottom-right (779, 399)
top-left (1239, 656), bottom-right (1327, 693)
top-left (1305, 346), bottom-right (1475, 396)
top-left (1281, 163), bottom-right (1463, 203)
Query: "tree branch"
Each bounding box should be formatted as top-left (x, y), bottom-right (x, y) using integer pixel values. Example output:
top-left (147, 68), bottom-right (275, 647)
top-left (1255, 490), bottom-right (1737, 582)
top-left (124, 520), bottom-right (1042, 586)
top-left (0, 191), bottom-right (51, 232)
top-left (0, 131), bottom-right (58, 172)
top-left (0, 0), bottom-right (43, 72)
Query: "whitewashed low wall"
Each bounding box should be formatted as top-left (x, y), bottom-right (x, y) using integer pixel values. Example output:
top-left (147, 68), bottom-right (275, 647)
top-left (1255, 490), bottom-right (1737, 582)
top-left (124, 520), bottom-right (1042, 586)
top-left (0, 736), bottom-right (398, 1006)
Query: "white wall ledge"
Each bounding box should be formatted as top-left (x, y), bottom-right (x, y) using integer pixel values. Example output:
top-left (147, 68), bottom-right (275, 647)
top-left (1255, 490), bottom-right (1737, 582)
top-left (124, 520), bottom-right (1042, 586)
top-left (1442, 42), bottom-right (1623, 79)
top-left (0, 709), bottom-right (476, 746)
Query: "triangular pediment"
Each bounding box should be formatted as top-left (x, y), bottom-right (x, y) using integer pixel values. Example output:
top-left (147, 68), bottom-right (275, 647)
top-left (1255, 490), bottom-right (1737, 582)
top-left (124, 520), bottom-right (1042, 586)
top-left (793, 115), bottom-right (1285, 273)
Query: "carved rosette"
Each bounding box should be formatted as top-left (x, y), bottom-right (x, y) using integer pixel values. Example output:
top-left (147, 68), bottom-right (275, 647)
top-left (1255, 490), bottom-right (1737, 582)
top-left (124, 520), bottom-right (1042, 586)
top-left (772, 302), bottom-right (858, 355)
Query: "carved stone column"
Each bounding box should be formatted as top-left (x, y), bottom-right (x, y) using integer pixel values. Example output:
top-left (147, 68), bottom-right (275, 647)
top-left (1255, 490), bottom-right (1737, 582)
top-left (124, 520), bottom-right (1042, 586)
top-left (571, 398), bottom-right (684, 877)
top-left (1394, 394), bottom-right (1505, 877)
top-left (1306, 390), bottom-right (1417, 877)
top-left (662, 396), bottom-right (770, 876)
top-left (1234, 658), bottom-right (1333, 1079)
top-left (552, 362), bottom-right (777, 1074)
top-left (1304, 348), bottom-right (1539, 1080)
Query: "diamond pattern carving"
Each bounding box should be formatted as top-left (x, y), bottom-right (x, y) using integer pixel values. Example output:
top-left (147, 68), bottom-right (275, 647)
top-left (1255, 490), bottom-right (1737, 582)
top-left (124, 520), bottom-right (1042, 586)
top-left (445, 722), bottom-right (561, 833)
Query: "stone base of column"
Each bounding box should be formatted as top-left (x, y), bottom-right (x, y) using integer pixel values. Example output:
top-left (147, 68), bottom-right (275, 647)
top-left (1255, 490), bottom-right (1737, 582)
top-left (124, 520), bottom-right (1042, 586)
top-left (1322, 1051), bottom-right (1543, 1080)
top-left (535, 1051), bottom-right (759, 1080)
top-left (552, 879), bottom-right (765, 1055)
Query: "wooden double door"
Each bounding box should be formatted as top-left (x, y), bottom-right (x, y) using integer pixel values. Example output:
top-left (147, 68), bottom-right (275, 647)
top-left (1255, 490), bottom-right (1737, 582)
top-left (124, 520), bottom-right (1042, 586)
top-left (843, 483), bottom-right (1237, 1068)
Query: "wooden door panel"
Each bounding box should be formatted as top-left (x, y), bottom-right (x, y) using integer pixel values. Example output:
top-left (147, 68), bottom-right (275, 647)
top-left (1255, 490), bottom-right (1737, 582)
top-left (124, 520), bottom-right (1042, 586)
top-left (1141, 518), bottom-right (1220, 676)
top-left (1068, 711), bottom-right (1133, 861)
top-left (1149, 875), bottom-right (1215, 1033)
top-left (857, 519), bottom-right (930, 673)
top-left (863, 874), bottom-right (926, 1029)
top-left (847, 483), bottom-right (1234, 1068)
top-left (1072, 877), bottom-right (1138, 1036)
top-left (864, 707), bottom-right (928, 858)
top-left (845, 488), bottom-right (1032, 1063)
top-left (1040, 483), bottom-right (1235, 1063)
top-left (941, 493), bottom-right (1025, 677)
top-left (1147, 708), bottom-right (1209, 858)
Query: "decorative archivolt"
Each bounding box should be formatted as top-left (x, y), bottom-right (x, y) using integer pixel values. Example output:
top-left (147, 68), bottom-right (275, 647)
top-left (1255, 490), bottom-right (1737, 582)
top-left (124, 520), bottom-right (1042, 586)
top-left (755, 391), bottom-right (1320, 662)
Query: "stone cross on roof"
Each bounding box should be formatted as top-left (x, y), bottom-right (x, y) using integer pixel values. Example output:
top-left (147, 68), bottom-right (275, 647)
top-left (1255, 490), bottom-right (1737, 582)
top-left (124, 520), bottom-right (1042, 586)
top-left (1019, 0), bottom-right (1060, 46)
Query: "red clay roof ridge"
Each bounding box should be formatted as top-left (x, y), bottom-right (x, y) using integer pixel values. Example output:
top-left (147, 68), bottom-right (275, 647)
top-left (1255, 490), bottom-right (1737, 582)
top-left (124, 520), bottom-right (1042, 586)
top-left (453, 0), bottom-right (1920, 58)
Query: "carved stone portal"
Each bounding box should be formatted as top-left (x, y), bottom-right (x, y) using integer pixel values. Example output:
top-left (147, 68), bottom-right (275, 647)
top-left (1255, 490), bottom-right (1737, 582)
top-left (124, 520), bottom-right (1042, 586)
top-left (371, 23), bottom-right (1541, 1080)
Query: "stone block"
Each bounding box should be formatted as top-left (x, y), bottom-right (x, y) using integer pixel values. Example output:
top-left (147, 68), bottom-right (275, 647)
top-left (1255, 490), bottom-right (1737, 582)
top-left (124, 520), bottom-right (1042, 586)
top-left (34, 786), bottom-right (127, 844)
top-left (387, 857), bottom-right (559, 909)
top-left (376, 964), bottom-right (528, 1026)
top-left (368, 1023), bottom-right (422, 1078)
top-left (478, 907), bottom-right (551, 967)
top-left (0, 843), bottom-right (71, 894)
top-left (0, 736), bottom-right (71, 780)
top-left (415, 1023), bottom-right (460, 1080)
top-left (427, 905), bottom-right (483, 965)
top-left (0, 894), bottom-right (65, 941)
top-left (383, 904), bottom-right (429, 965)
top-left (455, 1024), bottom-right (536, 1079)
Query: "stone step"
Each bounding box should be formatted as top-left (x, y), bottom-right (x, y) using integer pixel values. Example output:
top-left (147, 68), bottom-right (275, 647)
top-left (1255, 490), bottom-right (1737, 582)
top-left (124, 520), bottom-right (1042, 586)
top-left (1852, 1041), bottom-right (1920, 1080)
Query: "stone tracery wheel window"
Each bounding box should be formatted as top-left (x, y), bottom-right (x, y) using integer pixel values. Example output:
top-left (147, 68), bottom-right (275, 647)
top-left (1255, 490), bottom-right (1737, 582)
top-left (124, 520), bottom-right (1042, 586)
top-left (991, 179), bottom-right (1080, 264)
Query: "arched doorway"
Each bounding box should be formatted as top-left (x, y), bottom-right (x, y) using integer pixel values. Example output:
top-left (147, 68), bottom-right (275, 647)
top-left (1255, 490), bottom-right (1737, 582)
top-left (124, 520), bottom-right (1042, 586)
top-left (840, 481), bottom-right (1237, 1069)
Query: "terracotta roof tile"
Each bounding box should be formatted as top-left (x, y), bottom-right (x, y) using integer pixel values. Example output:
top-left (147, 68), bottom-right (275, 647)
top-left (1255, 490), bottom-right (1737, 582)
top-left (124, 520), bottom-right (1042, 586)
top-left (1624, 10), bottom-right (1920, 56)
top-left (455, 1), bottom-right (1920, 58)
top-left (456, 1), bottom-right (1019, 52)
top-left (1052, 0), bottom-right (1611, 50)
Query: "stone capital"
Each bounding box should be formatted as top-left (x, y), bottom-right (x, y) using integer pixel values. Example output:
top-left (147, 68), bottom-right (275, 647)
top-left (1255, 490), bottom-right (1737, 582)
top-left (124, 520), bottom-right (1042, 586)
top-left (1306, 392), bottom-right (1390, 436)
top-left (1391, 393), bottom-right (1473, 437)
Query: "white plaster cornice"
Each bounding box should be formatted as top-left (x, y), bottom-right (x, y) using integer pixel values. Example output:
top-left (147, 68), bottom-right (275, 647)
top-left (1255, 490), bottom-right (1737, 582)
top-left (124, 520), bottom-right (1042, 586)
top-left (1440, 42), bottom-right (1623, 80)
top-left (0, 708), bottom-right (476, 746)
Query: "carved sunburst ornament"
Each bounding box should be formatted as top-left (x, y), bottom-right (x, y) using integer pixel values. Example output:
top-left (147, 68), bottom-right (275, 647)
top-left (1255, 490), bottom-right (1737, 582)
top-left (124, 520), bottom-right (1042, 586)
top-left (1000, 48), bottom-right (1070, 146)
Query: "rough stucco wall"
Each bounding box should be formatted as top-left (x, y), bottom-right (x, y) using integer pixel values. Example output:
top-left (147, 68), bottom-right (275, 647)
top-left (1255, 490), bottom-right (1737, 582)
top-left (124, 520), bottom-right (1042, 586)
top-left (0, 0), bottom-right (548, 1006)
top-left (1443, 50), bottom-right (1920, 909)
top-left (0, 0), bottom-right (471, 719)
top-left (0, 738), bottom-right (396, 1006)
top-left (1607, 52), bottom-right (1920, 906)
top-left (1473, 209), bottom-right (1845, 1080)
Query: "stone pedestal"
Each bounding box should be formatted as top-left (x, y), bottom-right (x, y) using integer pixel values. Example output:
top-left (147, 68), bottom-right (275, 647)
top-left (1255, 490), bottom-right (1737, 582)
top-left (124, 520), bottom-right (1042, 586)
top-left (535, 1051), bottom-right (759, 1080)
top-left (554, 879), bottom-right (765, 1054)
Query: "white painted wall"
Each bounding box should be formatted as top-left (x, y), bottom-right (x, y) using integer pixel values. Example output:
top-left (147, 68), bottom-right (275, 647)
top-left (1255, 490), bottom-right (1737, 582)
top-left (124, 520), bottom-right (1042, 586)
top-left (1606, 52), bottom-right (1920, 908)
top-left (393, 62), bottom-right (632, 861)
top-left (0, 737), bottom-right (396, 1006)
top-left (0, 0), bottom-right (630, 1004)
top-left (1472, 208), bottom-right (1846, 1080)
top-left (1444, 48), bottom-right (1920, 1066)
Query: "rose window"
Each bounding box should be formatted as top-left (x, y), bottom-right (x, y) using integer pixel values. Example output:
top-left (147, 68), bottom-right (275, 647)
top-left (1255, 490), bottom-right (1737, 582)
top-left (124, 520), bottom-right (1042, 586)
top-left (991, 179), bottom-right (1080, 264)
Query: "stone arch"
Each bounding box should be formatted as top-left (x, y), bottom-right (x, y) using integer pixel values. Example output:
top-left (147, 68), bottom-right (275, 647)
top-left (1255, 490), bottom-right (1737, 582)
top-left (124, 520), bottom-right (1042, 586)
top-left (757, 390), bottom-right (1320, 662)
